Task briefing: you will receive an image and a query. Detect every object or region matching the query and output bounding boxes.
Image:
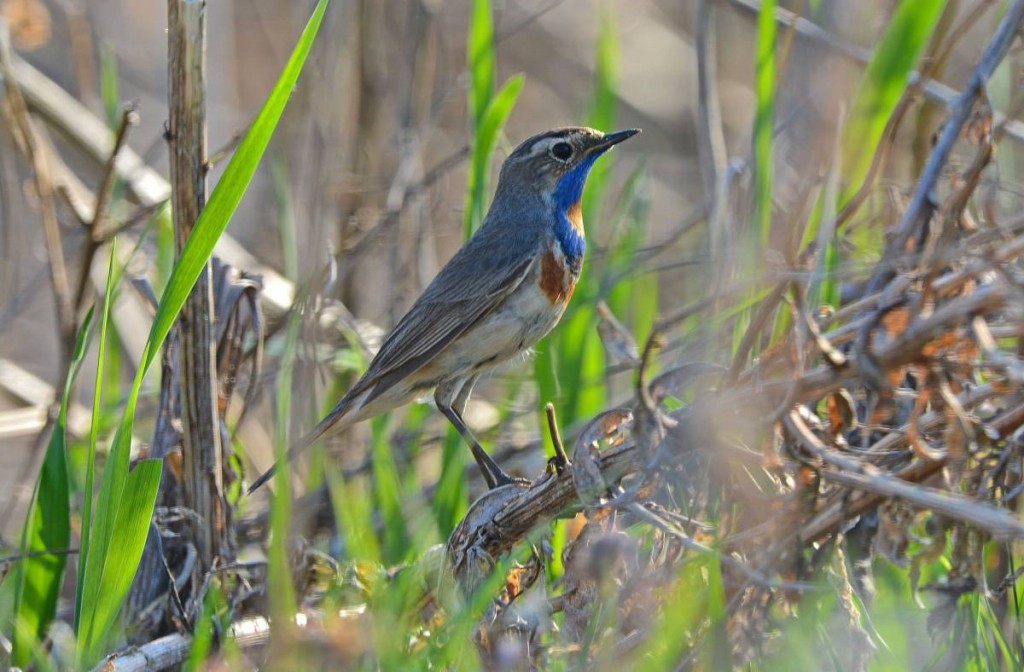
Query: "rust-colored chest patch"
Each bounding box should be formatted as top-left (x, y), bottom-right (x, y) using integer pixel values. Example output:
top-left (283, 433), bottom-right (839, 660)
top-left (566, 199), bottom-right (584, 234)
top-left (539, 247), bottom-right (577, 304)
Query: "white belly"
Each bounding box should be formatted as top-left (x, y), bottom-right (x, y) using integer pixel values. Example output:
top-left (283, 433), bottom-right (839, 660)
top-left (430, 282), bottom-right (567, 377)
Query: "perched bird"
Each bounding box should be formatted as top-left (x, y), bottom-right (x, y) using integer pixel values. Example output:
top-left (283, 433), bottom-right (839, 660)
top-left (249, 126), bottom-right (641, 493)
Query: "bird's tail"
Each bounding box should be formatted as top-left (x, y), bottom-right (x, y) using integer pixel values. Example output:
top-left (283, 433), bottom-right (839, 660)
top-left (246, 398), bottom-right (359, 494)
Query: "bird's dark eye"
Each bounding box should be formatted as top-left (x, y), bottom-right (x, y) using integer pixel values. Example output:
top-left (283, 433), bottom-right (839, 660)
top-left (551, 142), bottom-right (573, 161)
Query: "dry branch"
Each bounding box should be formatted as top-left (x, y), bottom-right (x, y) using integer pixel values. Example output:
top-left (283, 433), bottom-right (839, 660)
top-left (167, 0), bottom-right (230, 575)
top-left (446, 410), bottom-right (637, 593)
top-left (784, 409), bottom-right (1024, 540)
top-left (89, 617), bottom-right (271, 672)
top-left (72, 107), bottom-right (138, 315)
top-left (0, 52), bottom-right (296, 318)
top-left (447, 245), bottom-right (1024, 592)
top-left (725, 0), bottom-right (1024, 147)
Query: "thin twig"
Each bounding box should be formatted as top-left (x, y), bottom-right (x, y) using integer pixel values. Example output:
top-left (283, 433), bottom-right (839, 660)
top-left (625, 502), bottom-right (818, 592)
top-left (0, 546), bottom-right (77, 564)
top-left (694, 0), bottom-right (727, 214)
top-left (3, 53), bottom-right (297, 319)
top-left (91, 107), bottom-right (140, 239)
top-left (72, 106), bottom-right (139, 314)
top-left (545, 403), bottom-right (569, 469)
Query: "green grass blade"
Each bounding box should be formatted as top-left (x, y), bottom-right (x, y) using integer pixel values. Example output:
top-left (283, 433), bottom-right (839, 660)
top-left (74, 3), bottom-right (328, 663)
top-left (100, 45), bottom-right (119, 129)
top-left (753, 0), bottom-right (775, 245)
top-left (587, 3), bottom-right (618, 134)
top-left (269, 309), bottom-right (299, 621)
top-left (11, 308), bottom-right (92, 667)
top-left (541, 6), bottom-right (622, 436)
top-left (732, 0), bottom-right (776, 359)
top-left (143, 0), bottom-right (328, 376)
top-left (183, 587), bottom-right (224, 672)
top-left (371, 415), bottom-right (411, 564)
top-left (78, 460), bottom-right (161, 664)
top-left (702, 555), bottom-right (731, 669)
top-left (326, 464), bottom-right (382, 564)
top-left (582, 4), bottom-right (619, 218)
top-left (605, 163), bottom-right (653, 341)
top-left (467, 0), bottom-right (494, 130)
top-left (431, 429), bottom-right (469, 538)
top-left (464, 74), bottom-right (525, 236)
top-left (809, 135), bottom-right (842, 310)
top-left (154, 203), bottom-right (175, 297)
top-left (630, 559), bottom-right (706, 668)
top-left (839, 0), bottom-right (944, 210)
top-left (74, 242), bottom-right (118, 631)
top-left (565, 310), bottom-right (607, 418)
top-left (271, 156), bottom-right (299, 281)
top-left (464, 0), bottom-right (496, 236)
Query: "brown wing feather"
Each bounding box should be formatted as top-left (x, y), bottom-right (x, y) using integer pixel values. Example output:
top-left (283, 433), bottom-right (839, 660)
top-left (345, 252), bottom-right (536, 405)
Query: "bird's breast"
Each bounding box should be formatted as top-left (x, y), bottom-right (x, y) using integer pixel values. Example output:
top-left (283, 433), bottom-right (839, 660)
top-left (566, 199), bottom-right (583, 235)
top-left (538, 241), bottom-right (578, 305)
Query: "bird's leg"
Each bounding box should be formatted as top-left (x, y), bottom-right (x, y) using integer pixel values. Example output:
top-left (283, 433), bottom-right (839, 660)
top-left (437, 403), bottom-right (514, 489)
top-left (436, 380), bottom-right (514, 489)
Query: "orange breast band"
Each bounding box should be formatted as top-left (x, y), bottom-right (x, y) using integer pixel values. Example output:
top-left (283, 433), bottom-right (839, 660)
top-left (566, 200), bottom-right (584, 234)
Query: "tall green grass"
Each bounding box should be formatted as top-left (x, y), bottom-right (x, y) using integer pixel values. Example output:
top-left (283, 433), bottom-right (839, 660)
top-left (11, 307), bottom-right (89, 669)
top-left (530, 4), bottom-right (644, 580)
top-left (317, 0), bottom-right (528, 583)
top-left (463, 0), bottom-right (523, 238)
top-left (838, 0), bottom-right (945, 211)
top-left (426, 0), bottom-right (524, 542)
top-left (753, 0), bottom-right (775, 247)
top-left (729, 0), bottom-right (777, 358)
top-left (7, 1), bottom-right (327, 666)
top-left (535, 3), bottom-right (625, 455)
top-left (604, 163), bottom-right (654, 346)
top-left (805, 0), bottom-right (944, 309)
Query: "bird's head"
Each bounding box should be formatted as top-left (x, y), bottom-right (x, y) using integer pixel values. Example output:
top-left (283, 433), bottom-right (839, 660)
top-left (497, 127), bottom-right (641, 230)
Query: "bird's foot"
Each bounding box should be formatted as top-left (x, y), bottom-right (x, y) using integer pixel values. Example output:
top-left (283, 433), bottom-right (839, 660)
top-left (471, 443), bottom-right (527, 490)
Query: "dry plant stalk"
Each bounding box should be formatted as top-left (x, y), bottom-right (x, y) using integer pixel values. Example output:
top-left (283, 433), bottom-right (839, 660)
top-left (166, 0), bottom-right (232, 578)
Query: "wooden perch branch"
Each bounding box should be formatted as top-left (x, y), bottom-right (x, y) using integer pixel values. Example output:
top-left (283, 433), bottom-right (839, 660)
top-left (446, 410), bottom-right (638, 593)
top-left (447, 379), bottom-right (1024, 593)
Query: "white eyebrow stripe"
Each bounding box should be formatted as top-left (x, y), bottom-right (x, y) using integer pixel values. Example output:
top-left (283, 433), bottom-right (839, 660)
top-left (529, 137), bottom-right (558, 158)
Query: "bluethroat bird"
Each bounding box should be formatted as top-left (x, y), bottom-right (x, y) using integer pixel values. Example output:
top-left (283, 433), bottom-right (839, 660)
top-left (249, 126), bottom-right (641, 493)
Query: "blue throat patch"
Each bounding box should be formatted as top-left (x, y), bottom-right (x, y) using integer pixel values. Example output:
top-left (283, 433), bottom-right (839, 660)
top-left (551, 152), bottom-right (601, 268)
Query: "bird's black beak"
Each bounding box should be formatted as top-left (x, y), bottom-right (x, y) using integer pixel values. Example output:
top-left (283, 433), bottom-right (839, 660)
top-left (590, 128), bottom-right (641, 154)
